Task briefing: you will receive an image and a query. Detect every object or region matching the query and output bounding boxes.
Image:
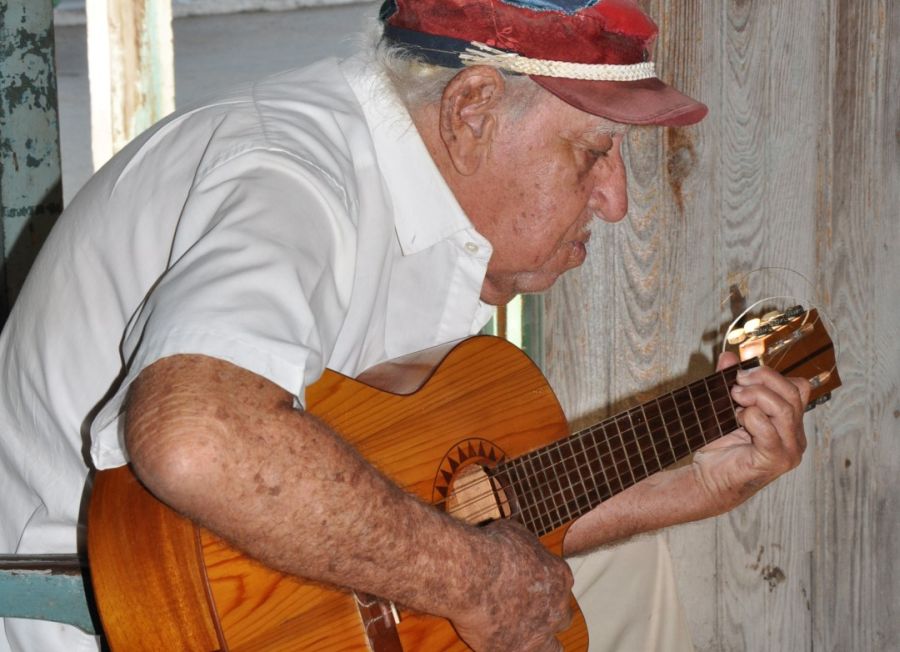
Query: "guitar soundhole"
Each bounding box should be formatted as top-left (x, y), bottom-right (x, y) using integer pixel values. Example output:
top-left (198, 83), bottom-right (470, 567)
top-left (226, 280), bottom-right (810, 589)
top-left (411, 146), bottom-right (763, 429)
top-left (431, 438), bottom-right (512, 526)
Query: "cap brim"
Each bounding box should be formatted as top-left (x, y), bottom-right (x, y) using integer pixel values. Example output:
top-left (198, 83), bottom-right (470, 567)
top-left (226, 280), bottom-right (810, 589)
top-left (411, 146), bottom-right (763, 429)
top-left (531, 75), bottom-right (708, 126)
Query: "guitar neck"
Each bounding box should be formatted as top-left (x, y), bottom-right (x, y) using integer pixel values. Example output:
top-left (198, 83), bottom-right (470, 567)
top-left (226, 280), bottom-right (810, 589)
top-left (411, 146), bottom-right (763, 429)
top-left (492, 358), bottom-right (759, 538)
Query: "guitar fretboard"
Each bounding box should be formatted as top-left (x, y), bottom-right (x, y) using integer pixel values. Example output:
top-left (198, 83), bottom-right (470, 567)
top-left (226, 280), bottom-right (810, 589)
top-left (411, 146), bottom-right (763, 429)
top-left (492, 359), bottom-right (758, 537)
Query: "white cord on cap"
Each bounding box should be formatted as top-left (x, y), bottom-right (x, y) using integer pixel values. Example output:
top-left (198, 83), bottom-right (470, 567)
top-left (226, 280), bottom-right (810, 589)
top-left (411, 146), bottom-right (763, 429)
top-left (459, 41), bottom-right (657, 81)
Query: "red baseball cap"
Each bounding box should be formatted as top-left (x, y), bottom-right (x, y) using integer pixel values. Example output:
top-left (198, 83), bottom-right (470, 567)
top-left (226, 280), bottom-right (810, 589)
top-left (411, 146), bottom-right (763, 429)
top-left (380, 0), bottom-right (707, 126)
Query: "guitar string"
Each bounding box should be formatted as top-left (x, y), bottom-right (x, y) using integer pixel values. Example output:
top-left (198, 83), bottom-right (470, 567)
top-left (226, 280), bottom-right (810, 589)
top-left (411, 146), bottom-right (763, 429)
top-left (430, 366), bottom-right (740, 512)
top-left (435, 313), bottom-right (834, 528)
top-left (435, 373), bottom-right (740, 529)
top-left (445, 315), bottom-right (832, 531)
top-left (433, 373), bottom-right (738, 523)
top-left (506, 333), bottom-right (835, 535)
top-left (477, 393), bottom-right (739, 533)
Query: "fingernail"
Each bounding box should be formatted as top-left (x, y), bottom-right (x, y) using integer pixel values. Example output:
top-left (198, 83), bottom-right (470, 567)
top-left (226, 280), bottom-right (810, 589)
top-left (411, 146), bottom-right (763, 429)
top-left (732, 385), bottom-right (744, 394)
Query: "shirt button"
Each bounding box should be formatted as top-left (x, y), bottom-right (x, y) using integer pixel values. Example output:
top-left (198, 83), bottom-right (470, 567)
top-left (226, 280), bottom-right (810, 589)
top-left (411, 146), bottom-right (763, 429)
top-left (464, 242), bottom-right (479, 254)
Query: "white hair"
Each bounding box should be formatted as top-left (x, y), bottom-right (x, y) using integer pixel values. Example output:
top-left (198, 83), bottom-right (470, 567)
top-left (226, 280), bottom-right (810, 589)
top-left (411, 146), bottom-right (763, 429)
top-left (365, 25), bottom-right (542, 117)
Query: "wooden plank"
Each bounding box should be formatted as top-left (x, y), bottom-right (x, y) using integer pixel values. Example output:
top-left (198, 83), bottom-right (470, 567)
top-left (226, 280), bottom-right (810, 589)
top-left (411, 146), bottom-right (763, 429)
top-left (814, 0), bottom-right (896, 650)
top-left (704, 1), bottom-right (834, 648)
top-left (871, 5), bottom-right (900, 650)
top-left (712, 1), bottom-right (774, 649)
top-left (651, 0), bottom-right (724, 647)
top-left (85, 0), bottom-right (175, 169)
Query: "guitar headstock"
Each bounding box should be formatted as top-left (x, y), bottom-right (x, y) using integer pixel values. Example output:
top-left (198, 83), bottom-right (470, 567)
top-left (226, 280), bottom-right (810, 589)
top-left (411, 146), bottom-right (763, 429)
top-left (727, 306), bottom-right (841, 410)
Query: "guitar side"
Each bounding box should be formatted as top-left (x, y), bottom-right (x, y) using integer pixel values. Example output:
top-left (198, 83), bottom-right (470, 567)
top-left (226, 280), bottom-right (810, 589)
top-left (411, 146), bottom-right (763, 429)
top-left (88, 336), bottom-right (589, 651)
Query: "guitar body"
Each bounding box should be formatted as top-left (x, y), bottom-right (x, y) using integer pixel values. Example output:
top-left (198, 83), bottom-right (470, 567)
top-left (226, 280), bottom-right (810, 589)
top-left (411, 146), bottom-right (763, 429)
top-left (88, 336), bottom-right (589, 651)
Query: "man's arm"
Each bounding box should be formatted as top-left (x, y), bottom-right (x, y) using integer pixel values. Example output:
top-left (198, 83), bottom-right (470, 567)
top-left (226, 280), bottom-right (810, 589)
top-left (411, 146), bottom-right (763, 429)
top-left (564, 351), bottom-right (811, 555)
top-left (125, 353), bottom-right (572, 652)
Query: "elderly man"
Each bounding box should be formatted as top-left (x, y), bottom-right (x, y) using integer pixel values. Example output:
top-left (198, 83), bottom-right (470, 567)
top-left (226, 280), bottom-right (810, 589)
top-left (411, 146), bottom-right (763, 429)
top-left (0, 0), bottom-right (809, 650)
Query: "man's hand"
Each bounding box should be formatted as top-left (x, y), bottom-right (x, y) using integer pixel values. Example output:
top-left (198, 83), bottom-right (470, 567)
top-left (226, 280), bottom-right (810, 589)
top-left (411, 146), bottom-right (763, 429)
top-left (689, 351), bottom-right (812, 514)
top-left (452, 520), bottom-right (574, 652)
top-left (564, 352), bottom-right (812, 555)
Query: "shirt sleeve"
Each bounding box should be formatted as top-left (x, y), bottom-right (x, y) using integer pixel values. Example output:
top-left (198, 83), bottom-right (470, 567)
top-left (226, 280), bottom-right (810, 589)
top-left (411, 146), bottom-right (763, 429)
top-left (90, 147), bottom-right (357, 469)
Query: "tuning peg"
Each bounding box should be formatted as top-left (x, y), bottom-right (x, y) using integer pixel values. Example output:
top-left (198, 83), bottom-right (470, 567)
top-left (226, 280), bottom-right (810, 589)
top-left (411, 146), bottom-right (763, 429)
top-left (763, 310), bottom-right (790, 327)
top-left (743, 317), bottom-right (761, 335)
top-left (805, 392), bottom-right (831, 412)
top-left (809, 370), bottom-right (833, 390)
top-left (726, 328), bottom-right (747, 345)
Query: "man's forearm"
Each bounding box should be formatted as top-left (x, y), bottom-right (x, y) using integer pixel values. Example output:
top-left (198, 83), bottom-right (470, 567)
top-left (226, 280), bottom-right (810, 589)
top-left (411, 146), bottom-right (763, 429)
top-left (563, 464), bottom-right (709, 556)
top-left (125, 354), bottom-right (488, 621)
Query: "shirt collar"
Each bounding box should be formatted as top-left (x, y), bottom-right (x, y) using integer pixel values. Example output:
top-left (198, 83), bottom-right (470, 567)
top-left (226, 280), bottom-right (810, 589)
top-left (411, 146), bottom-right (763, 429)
top-left (341, 56), bottom-right (491, 257)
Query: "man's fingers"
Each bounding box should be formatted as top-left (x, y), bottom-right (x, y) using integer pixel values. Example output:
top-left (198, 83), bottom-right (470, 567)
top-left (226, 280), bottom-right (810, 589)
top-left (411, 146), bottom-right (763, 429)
top-left (737, 367), bottom-right (806, 412)
top-left (731, 371), bottom-right (807, 461)
top-left (536, 638), bottom-right (563, 652)
top-left (716, 350), bottom-right (739, 371)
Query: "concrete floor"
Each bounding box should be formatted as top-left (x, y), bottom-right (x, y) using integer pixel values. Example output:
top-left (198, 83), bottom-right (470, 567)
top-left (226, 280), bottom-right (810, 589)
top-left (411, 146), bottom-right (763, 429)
top-left (54, 2), bottom-right (379, 204)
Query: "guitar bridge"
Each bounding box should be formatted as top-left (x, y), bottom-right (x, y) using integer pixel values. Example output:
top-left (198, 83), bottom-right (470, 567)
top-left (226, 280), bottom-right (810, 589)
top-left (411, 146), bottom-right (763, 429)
top-left (354, 591), bottom-right (403, 652)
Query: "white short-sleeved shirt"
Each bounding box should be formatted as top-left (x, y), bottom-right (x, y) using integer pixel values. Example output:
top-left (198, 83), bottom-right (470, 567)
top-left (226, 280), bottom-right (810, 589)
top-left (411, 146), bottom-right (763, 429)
top-left (0, 55), bottom-right (493, 650)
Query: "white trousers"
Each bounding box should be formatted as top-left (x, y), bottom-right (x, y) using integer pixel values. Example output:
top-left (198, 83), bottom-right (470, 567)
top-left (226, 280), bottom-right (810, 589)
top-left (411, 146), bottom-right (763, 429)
top-left (570, 534), bottom-right (695, 652)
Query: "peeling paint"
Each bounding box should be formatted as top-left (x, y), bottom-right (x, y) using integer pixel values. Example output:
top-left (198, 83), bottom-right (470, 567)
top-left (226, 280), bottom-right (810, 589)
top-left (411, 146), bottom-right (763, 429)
top-left (1, 0), bottom-right (63, 317)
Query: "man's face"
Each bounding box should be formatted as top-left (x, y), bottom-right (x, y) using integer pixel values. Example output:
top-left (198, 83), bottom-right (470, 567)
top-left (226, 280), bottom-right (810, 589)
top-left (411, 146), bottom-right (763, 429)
top-left (464, 89), bottom-right (629, 305)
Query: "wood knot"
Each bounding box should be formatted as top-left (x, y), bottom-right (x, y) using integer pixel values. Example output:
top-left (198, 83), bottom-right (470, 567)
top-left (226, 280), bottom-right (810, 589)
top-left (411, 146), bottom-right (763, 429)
top-left (665, 127), bottom-right (698, 213)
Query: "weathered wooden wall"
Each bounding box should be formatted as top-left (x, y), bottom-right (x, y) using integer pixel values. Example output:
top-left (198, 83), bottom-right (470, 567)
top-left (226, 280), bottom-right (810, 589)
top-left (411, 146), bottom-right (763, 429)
top-left (543, 0), bottom-right (899, 650)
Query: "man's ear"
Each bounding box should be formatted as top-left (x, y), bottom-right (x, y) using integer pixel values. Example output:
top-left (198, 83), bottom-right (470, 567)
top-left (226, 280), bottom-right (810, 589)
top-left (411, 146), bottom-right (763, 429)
top-left (438, 66), bottom-right (505, 176)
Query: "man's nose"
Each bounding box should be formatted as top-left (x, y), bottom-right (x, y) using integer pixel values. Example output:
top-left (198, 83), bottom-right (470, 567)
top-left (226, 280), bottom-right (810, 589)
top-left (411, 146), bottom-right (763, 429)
top-left (589, 137), bottom-right (628, 223)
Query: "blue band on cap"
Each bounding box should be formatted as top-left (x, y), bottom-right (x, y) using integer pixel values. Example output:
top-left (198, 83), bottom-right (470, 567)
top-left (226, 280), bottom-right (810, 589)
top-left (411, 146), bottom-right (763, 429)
top-left (382, 24), bottom-right (497, 69)
top-left (499, 0), bottom-right (598, 14)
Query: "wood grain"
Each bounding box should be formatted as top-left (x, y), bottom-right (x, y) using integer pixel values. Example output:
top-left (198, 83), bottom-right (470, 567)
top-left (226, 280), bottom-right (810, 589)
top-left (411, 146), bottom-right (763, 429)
top-left (542, 1), bottom-right (899, 650)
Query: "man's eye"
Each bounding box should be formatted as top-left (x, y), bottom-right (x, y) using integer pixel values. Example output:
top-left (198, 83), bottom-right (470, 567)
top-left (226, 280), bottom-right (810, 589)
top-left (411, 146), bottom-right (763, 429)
top-left (584, 148), bottom-right (608, 163)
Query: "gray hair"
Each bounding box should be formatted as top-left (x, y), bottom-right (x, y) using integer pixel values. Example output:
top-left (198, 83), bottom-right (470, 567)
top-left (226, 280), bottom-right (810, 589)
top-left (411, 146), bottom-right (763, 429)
top-left (371, 29), bottom-right (541, 117)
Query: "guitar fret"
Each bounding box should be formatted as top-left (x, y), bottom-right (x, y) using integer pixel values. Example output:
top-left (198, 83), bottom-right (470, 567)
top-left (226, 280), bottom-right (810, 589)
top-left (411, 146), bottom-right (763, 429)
top-left (577, 429), bottom-right (615, 502)
top-left (638, 403), bottom-right (665, 471)
top-left (504, 459), bottom-right (532, 529)
top-left (566, 438), bottom-right (594, 510)
top-left (523, 454), bottom-right (551, 535)
top-left (690, 379), bottom-right (720, 444)
top-left (653, 392), bottom-right (683, 460)
top-left (556, 441), bottom-right (581, 520)
top-left (685, 381), bottom-right (711, 449)
top-left (660, 394), bottom-right (688, 458)
top-left (599, 421), bottom-right (627, 493)
top-left (574, 435), bottom-right (606, 505)
top-left (701, 376), bottom-right (720, 444)
top-left (626, 406), bottom-right (658, 478)
top-left (600, 421), bottom-right (628, 491)
top-left (536, 449), bottom-right (563, 534)
top-left (644, 401), bottom-right (679, 466)
top-left (546, 442), bottom-right (571, 528)
top-left (620, 410), bottom-right (650, 480)
top-left (612, 416), bottom-right (638, 486)
top-left (670, 386), bottom-right (701, 453)
top-left (557, 439), bottom-right (595, 519)
top-left (720, 367), bottom-right (741, 432)
top-left (519, 457), bottom-right (544, 534)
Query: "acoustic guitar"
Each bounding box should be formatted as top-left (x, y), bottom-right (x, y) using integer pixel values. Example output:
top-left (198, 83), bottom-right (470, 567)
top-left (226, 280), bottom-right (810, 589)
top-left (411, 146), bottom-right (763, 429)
top-left (87, 306), bottom-right (839, 651)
